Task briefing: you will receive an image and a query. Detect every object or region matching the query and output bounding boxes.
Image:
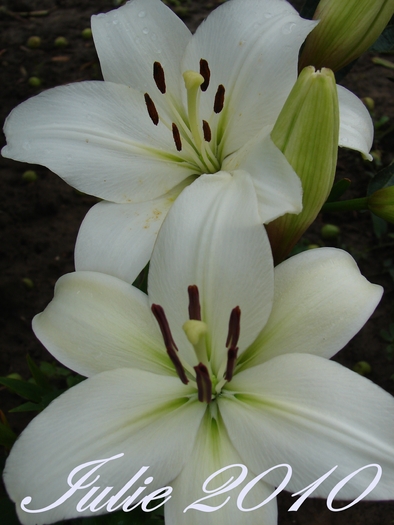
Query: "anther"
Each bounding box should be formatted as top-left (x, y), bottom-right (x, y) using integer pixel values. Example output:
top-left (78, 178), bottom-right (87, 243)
top-left (225, 347), bottom-right (238, 381)
top-left (188, 285), bottom-right (201, 321)
top-left (194, 363), bottom-right (212, 403)
top-left (224, 306), bottom-right (241, 381)
top-left (225, 306), bottom-right (241, 349)
top-left (144, 93), bottom-right (159, 125)
top-left (199, 59), bottom-right (210, 92)
top-left (153, 62), bottom-right (166, 94)
top-left (213, 84), bottom-right (225, 114)
top-left (202, 120), bottom-right (212, 142)
top-left (172, 123), bottom-right (182, 151)
top-left (151, 304), bottom-right (189, 384)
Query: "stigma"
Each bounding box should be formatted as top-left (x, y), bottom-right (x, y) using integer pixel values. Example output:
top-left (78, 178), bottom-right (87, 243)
top-left (151, 285), bottom-right (240, 404)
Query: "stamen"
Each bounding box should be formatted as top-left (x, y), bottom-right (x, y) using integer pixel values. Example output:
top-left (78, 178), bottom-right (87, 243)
top-left (188, 285), bottom-right (201, 321)
top-left (153, 62), bottom-right (166, 94)
top-left (202, 120), bottom-right (212, 142)
top-left (172, 123), bottom-right (182, 151)
top-left (224, 306), bottom-right (241, 381)
top-left (199, 59), bottom-right (210, 92)
top-left (151, 304), bottom-right (189, 384)
top-left (144, 93), bottom-right (159, 125)
top-left (213, 84), bottom-right (225, 114)
top-left (225, 347), bottom-right (238, 381)
top-left (194, 363), bottom-right (212, 403)
top-left (225, 306), bottom-right (241, 349)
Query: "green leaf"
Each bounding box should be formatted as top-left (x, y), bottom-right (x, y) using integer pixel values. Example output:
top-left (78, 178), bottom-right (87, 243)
top-left (368, 162), bottom-right (394, 195)
top-left (0, 377), bottom-right (44, 402)
top-left (27, 355), bottom-right (52, 390)
top-left (326, 178), bottom-right (352, 202)
top-left (370, 25), bottom-right (394, 53)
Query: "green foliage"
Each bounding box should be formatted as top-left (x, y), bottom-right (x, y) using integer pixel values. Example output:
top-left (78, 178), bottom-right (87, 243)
top-left (370, 25), bottom-right (394, 52)
top-left (380, 322), bottom-right (394, 360)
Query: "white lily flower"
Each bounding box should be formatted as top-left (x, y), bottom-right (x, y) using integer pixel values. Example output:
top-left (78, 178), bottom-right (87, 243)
top-left (1, 0), bottom-right (373, 283)
top-left (5, 175), bottom-right (394, 525)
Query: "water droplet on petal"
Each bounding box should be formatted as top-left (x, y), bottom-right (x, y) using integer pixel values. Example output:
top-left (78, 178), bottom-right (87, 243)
top-left (23, 141), bottom-right (31, 151)
top-left (264, 12), bottom-right (272, 18)
top-left (282, 22), bottom-right (296, 34)
top-left (142, 27), bottom-right (149, 35)
top-left (135, 37), bottom-right (141, 44)
top-left (138, 11), bottom-right (146, 18)
top-left (113, 19), bottom-right (119, 25)
top-left (151, 33), bottom-right (157, 41)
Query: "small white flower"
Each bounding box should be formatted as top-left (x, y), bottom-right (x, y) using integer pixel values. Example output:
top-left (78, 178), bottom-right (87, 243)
top-left (5, 176), bottom-right (393, 525)
top-left (1, 0), bottom-right (373, 283)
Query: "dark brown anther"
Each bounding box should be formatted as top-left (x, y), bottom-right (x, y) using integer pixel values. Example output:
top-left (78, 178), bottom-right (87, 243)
top-left (225, 306), bottom-right (241, 349)
top-left (202, 120), bottom-right (212, 142)
top-left (225, 347), bottom-right (239, 381)
top-left (188, 285), bottom-right (201, 321)
top-left (153, 61), bottom-right (166, 94)
top-left (213, 84), bottom-right (225, 114)
top-left (144, 93), bottom-right (159, 125)
top-left (194, 363), bottom-right (212, 403)
top-left (151, 304), bottom-right (189, 384)
top-left (199, 59), bottom-right (210, 92)
top-left (172, 123), bottom-right (182, 151)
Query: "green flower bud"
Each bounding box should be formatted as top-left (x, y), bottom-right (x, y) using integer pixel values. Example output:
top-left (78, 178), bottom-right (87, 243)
top-left (54, 36), bottom-right (68, 48)
top-left (299, 0), bottom-right (394, 72)
top-left (26, 36), bottom-right (41, 49)
top-left (353, 361), bottom-right (372, 376)
top-left (320, 224), bottom-right (341, 239)
top-left (28, 76), bottom-right (42, 88)
top-left (367, 185), bottom-right (394, 223)
top-left (81, 28), bottom-right (93, 40)
top-left (22, 170), bottom-right (38, 182)
top-left (267, 66), bottom-right (339, 264)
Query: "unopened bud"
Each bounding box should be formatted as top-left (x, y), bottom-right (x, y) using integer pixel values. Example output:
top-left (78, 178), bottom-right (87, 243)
top-left (299, 0), bottom-right (394, 72)
top-left (267, 66), bottom-right (339, 263)
top-left (367, 185), bottom-right (394, 223)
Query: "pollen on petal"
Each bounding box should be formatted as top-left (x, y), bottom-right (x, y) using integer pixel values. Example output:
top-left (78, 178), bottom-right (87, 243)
top-left (144, 93), bottom-right (159, 125)
top-left (199, 59), bottom-right (210, 92)
top-left (214, 84), bottom-right (225, 114)
top-left (153, 62), bottom-right (166, 94)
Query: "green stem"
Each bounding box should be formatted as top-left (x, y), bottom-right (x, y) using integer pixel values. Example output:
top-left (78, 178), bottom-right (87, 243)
top-left (322, 197), bottom-right (369, 212)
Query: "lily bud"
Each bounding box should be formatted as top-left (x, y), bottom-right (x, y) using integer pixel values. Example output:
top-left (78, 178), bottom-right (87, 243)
top-left (267, 66), bottom-right (339, 264)
top-left (367, 185), bottom-right (394, 223)
top-left (299, 0), bottom-right (394, 72)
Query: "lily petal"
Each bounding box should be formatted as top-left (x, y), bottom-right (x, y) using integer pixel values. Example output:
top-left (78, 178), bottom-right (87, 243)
top-left (74, 179), bottom-right (193, 283)
top-left (33, 272), bottom-right (172, 377)
top-left (338, 85), bottom-right (373, 160)
top-left (4, 369), bottom-right (205, 525)
top-left (222, 354), bottom-right (394, 499)
top-left (166, 411), bottom-right (278, 525)
top-left (2, 82), bottom-right (193, 202)
top-left (92, 0), bottom-right (191, 99)
top-left (183, 0), bottom-right (317, 156)
top-left (224, 130), bottom-right (303, 222)
top-left (149, 172), bottom-right (274, 373)
top-left (238, 248), bottom-right (383, 369)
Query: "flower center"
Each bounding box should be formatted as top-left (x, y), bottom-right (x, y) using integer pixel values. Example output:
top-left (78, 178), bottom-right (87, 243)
top-left (143, 59), bottom-right (226, 175)
top-left (151, 285), bottom-right (240, 404)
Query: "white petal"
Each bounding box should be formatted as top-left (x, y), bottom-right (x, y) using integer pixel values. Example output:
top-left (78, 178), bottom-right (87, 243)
top-left (224, 131), bottom-right (303, 222)
top-left (33, 272), bottom-right (173, 377)
top-left (149, 172), bottom-right (274, 373)
top-left (4, 369), bottom-right (205, 525)
top-left (238, 248), bottom-right (383, 369)
top-left (182, 0), bottom-right (317, 155)
top-left (2, 82), bottom-right (193, 202)
top-left (338, 85), bottom-right (374, 160)
top-left (222, 354), bottom-right (394, 500)
top-left (166, 412), bottom-right (278, 525)
top-left (75, 193), bottom-right (177, 284)
top-left (92, 0), bottom-right (191, 99)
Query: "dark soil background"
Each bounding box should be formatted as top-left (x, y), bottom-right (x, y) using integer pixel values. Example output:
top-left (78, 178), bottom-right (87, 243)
top-left (0, 0), bottom-right (394, 524)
